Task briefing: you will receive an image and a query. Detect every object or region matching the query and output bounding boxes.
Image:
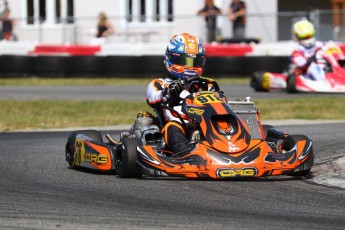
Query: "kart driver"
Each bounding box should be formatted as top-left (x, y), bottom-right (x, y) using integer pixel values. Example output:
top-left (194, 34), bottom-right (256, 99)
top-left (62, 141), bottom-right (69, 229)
top-left (291, 18), bottom-right (325, 81)
top-left (146, 33), bottom-right (216, 154)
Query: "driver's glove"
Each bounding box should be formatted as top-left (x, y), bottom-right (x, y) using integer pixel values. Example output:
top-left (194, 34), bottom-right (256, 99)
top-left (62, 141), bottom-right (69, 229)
top-left (169, 79), bottom-right (184, 99)
top-left (162, 87), bottom-right (170, 104)
top-left (307, 55), bottom-right (317, 66)
top-left (162, 80), bottom-right (184, 106)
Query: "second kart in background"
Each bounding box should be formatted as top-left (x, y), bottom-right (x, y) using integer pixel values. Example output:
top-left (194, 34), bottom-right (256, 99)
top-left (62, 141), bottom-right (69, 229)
top-left (251, 41), bottom-right (345, 93)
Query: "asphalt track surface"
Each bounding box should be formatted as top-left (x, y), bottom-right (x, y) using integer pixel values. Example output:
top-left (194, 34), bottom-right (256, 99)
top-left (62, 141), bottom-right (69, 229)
top-left (2, 84), bottom-right (345, 101)
top-left (1, 84), bottom-right (345, 229)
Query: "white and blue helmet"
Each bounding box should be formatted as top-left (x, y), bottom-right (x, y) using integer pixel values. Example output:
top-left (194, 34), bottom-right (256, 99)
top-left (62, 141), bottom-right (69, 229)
top-left (164, 33), bottom-right (206, 79)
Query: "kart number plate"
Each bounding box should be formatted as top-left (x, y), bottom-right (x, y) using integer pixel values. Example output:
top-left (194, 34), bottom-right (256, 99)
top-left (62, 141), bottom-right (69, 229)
top-left (195, 93), bottom-right (222, 105)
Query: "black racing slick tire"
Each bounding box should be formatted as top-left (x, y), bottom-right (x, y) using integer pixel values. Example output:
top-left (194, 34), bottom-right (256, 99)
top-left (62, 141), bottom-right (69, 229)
top-left (115, 138), bottom-right (142, 178)
top-left (262, 124), bottom-right (274, 139)
top-left (286, 74), bottom-right (298, 93)
top-left (250, 71), bottom-right (270, 92)
top-left (282, 135), bottom-right (314, 177)
top-left (65, 130), bottom-right (103, 168)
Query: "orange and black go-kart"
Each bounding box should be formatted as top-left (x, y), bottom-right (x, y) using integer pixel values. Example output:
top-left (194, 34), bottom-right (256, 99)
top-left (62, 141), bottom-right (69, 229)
top-left (65, 77), bottom-right (314, 179)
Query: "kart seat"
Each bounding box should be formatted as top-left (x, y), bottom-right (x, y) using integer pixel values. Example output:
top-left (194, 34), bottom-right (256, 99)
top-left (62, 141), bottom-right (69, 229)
top-left (153, 108), bottom-right (166, 130)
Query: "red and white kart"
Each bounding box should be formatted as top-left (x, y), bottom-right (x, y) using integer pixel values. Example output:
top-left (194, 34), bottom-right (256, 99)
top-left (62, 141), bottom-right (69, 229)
top-left (251, 42), bottom-right (345, 93)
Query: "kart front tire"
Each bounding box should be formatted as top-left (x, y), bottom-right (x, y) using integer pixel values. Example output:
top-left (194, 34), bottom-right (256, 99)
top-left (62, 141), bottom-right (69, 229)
top-left (115, 138), bottom-right (142, 178)
top-left (65, 130), bottom-right (103, 168)
top-left (282, 135), bottom-right (314, 177)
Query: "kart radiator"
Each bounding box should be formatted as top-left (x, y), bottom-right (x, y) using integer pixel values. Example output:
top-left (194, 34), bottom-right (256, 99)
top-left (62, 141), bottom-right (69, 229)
top-left (228, 97), bottom-right (262, 139)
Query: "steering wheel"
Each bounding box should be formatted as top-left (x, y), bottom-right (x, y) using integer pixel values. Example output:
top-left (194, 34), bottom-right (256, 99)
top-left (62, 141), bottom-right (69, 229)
top-left (184, 76), bottom-right (220, 93)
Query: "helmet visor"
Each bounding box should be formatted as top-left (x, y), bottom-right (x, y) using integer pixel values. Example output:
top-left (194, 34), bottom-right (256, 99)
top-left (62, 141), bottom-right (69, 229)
top-left (297, 34), bottom-right (313, 41)
top-left (169, 54), bottom-right (206, 68)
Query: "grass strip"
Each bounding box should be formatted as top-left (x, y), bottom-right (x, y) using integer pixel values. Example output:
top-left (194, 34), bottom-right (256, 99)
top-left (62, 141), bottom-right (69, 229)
top-left (1, 97), bottom-right (344, 131)
top-left (0, 100), bottom-right (151, 131)
top-left (255, 97), bottom-right (345, 120)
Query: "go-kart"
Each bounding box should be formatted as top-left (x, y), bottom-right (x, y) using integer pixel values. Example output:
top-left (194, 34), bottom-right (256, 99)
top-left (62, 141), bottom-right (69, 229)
top-left (251, 42), bottom-right (345, 93)
top-left (65, 77), bottom-right (314, 179)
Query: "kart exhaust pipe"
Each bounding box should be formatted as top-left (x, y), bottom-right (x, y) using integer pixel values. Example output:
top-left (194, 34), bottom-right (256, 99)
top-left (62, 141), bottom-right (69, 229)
top-left (105, 134), bottom-right (119, 146)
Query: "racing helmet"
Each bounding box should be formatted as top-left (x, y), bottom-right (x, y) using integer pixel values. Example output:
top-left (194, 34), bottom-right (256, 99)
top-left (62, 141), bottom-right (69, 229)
top-left (293, 19), bottom-right (316, 48)
top-left (164, 33), bottom-right (206, 79)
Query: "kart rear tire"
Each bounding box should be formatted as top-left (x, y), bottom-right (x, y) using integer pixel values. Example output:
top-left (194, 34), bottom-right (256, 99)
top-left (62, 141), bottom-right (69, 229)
top-left (262, 124), bottom-right (274, 139)
top-left (250, 71), bottom-right (269, 92)
top-left (115, 138), bottom-right (142, 178)
top-left (65, 130), bottom-right (103, 168)
top-left (286, 74), bottom-right (297, 93)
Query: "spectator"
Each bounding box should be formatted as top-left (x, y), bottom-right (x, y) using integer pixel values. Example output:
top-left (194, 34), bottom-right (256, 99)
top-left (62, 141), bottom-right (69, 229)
top-left (228, 0), bottom-right (246, 38)
top-left (0, 8), bottom-right (17, 41)
top-left (197, 0), bottom-right (222, 43)
top-left (96, 12), bottom-right (114, 38)
top-left (90, 12), bottom-right (114, 45)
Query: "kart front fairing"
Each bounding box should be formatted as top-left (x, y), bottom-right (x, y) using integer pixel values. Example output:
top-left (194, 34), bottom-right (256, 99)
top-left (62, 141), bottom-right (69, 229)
top-left (293, 65), bottom-right (345, 92)
top-left (136, 133), bottom-right (313, 179)
top-left (133, 91), bottom-right (314, 179)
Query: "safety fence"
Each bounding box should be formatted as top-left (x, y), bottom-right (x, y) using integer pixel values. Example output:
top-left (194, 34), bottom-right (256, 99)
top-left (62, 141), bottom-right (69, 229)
top-left (5, 10), bottom-right (344, 45)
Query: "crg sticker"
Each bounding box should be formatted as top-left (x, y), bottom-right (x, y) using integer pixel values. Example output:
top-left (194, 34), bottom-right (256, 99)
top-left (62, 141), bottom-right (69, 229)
top-left (217, 167), bottom-right (258, 178)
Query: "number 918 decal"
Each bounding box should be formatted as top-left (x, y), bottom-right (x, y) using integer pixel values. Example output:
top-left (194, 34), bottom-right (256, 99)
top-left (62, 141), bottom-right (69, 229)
top-left (195, 92), bottom-right (222, 105)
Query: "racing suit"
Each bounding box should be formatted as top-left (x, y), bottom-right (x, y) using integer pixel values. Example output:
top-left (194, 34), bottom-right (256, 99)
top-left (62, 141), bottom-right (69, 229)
top-left (146, 76), bottom-right (221, 154)
top-left (291, 41), bottom-right (325, 81)
top-left (146, 76), bottom-right (190, 154)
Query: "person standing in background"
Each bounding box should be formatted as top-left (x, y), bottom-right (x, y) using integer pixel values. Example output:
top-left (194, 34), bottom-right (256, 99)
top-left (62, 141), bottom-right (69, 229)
top-left (96, 12), bottom-right (114, 38)
top-left (228, 0), bottom-right (246, 38)
top-left (197, 0), bottom-right (222, 43)
top-left (90, 12), bottom-right (114, 45)
top-left (1, 8), bottom-right (17, 41)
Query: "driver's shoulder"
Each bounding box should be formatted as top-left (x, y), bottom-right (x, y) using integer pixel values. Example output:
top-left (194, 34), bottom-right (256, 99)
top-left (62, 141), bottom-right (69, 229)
top-left (148, 77), bottom-right (172, 85)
